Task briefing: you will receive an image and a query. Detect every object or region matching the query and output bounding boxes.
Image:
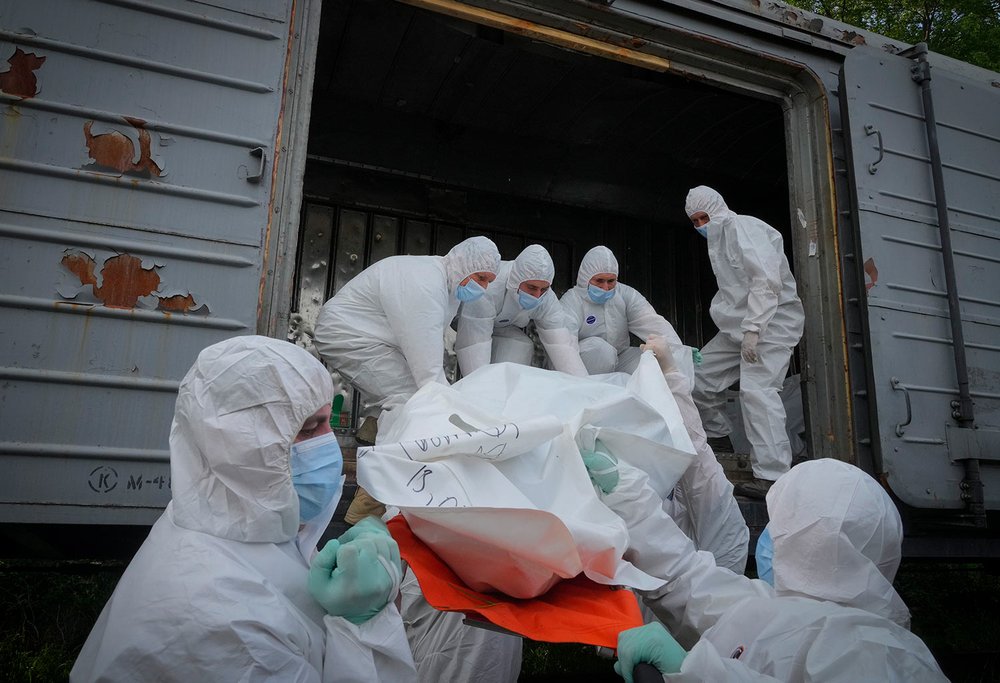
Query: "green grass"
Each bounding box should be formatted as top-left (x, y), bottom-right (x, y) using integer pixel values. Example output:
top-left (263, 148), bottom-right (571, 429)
top-left (895, 561), bottom-right (1000, 682)
top-left (520, 641), bottom-right (619, 681)
top-left (0, 560), bottom-right (124, 683)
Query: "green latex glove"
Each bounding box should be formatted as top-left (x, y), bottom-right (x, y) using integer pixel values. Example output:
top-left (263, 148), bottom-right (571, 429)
top-left (692, 348), bottom-right (703, 365)
top-left (337, 514), bottom-right (390, 545)
top-left (614, 623), bottom-right (687, 682)
top-left (308, 534), bottom-right (401, 624)
top-left (581, 439), bottom-right (619, 494)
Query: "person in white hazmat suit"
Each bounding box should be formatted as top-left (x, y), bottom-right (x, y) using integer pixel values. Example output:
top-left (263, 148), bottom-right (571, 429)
top-left (314, 235), bottom-right (501, 417)
top-left (455, 244), bottom-right (588, 377)
top-left (398, 570), bottom-right (524, 683)
top-left (558, 248), bottom-right (748, 573)
top-left (314, 235), bottom-right (500, 523)
top-left (561, 246), bottom-right (688, 376)
top-left (71, 336), bottom-right (417, 683)
top-left (641, 337), bottom-right (749, 575)
top-left (602, 458), bottom-right (946, 682)
top-left (685, 186), bottom-right (805, 499)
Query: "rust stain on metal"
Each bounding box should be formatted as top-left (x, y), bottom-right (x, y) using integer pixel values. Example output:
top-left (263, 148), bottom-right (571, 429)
top-left (62, 252), bottom-right (161, 309)
top-left (864, 257), bottom-right (879, 291)
top-left (0, 47), bottom-right (46, 100)
top-left (83, 117), bottom-right (163, 178)
top-left (61, 253), bottom-right (98, 287)
top-left (397, 0), bottom-right (670, 72)
top-left (157, 293), bottom-right (202, 313)
top-left (570, 21), bottom-right (645, 49)
top-left (840, 30), bottom-right (867, 45)
top-left (763, 1), bottom-right (829, 33)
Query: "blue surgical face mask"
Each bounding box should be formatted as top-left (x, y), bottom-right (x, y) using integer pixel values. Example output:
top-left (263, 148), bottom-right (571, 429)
top-left (695, 226), bottom-right (708, 239)
top-left (587, 284), bottom-right (616, 305)
top-left (291, 432), bottom-right (343, 523)
top-left (755, 524), bottom-right (774, 586)
top-left (456, 278), bottom-right (486, 303)
top-left (518, 290), bottom-right (542, 310)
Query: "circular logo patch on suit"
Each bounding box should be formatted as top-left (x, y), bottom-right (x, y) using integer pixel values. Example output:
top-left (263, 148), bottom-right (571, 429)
top-left (585, 315), bottom-right (597, 325)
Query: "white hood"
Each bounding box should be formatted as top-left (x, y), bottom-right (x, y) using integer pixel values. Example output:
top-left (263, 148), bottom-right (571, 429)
top-left (169, 335), bottom-right (334, 543)
top-left (576, 246), bottom-right (619, 289)
top-left (443, 236), bottom-right (501, 292)
top-left (767, 458), bottom-right (911, 627)
top-left (684, 185), bottom-right (738, 222)
top-left (507, 244), bottom-right (554, 292)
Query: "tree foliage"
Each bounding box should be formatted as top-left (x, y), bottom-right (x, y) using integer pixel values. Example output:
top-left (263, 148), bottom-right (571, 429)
top-left (788, 0), bottom-right (1000, 71)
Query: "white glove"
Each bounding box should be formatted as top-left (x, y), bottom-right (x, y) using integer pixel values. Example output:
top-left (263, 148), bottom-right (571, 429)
top-left (640, 334), bottom-right (677, 373)
top-left (741, 331), bottom-right (760, 364)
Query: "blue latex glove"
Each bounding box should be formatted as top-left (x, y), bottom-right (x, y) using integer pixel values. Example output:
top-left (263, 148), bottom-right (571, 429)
top-left (581, 440), bottom-right (619, 494)
top-left (692, 347), bottom-right (703, 365)
top-left (308, 534), bottom-right (401, 624)
top-left (614, 623), bottom-right (687, 682)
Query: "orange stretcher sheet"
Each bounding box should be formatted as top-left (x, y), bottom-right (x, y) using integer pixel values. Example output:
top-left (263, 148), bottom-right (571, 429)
top-left (387, 515), bottom-right (643, 648)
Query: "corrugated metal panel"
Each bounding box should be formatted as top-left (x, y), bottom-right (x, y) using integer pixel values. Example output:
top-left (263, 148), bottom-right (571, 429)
top-left (0, 0), bottom-right (294, 522)
top-left (840, 46), bottom-right (1000, 510)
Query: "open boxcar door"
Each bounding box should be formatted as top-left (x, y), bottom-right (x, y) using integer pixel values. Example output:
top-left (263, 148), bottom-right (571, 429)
top-left (839, 45), bottom-right (1000, 518)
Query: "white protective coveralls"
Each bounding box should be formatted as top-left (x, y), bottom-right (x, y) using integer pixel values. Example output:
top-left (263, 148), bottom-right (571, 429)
top-left (685, 186), bottom-right (805, 481)
top-left (399, 568), bottom-right (524, 683)
top-left (644, 343), bottom-right (749, 575)
top-left (561, 246), bottom-right (688, 378)
top-left (603, 458), bottom-right (945, 681)
top-left (71, 336), bottom-right (417, 683)
top-left (455, 244), bottom-right (587, 377)
top-left (313, 236), bottom-right (501, 414)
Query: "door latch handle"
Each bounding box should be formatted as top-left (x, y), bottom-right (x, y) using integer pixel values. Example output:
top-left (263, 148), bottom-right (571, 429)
top-left (864, 125), bottom-right (883, 175)
top-left (246, 147), bottom-right (267, 183)
top-left (891, 376), bottom-right (911, 436)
